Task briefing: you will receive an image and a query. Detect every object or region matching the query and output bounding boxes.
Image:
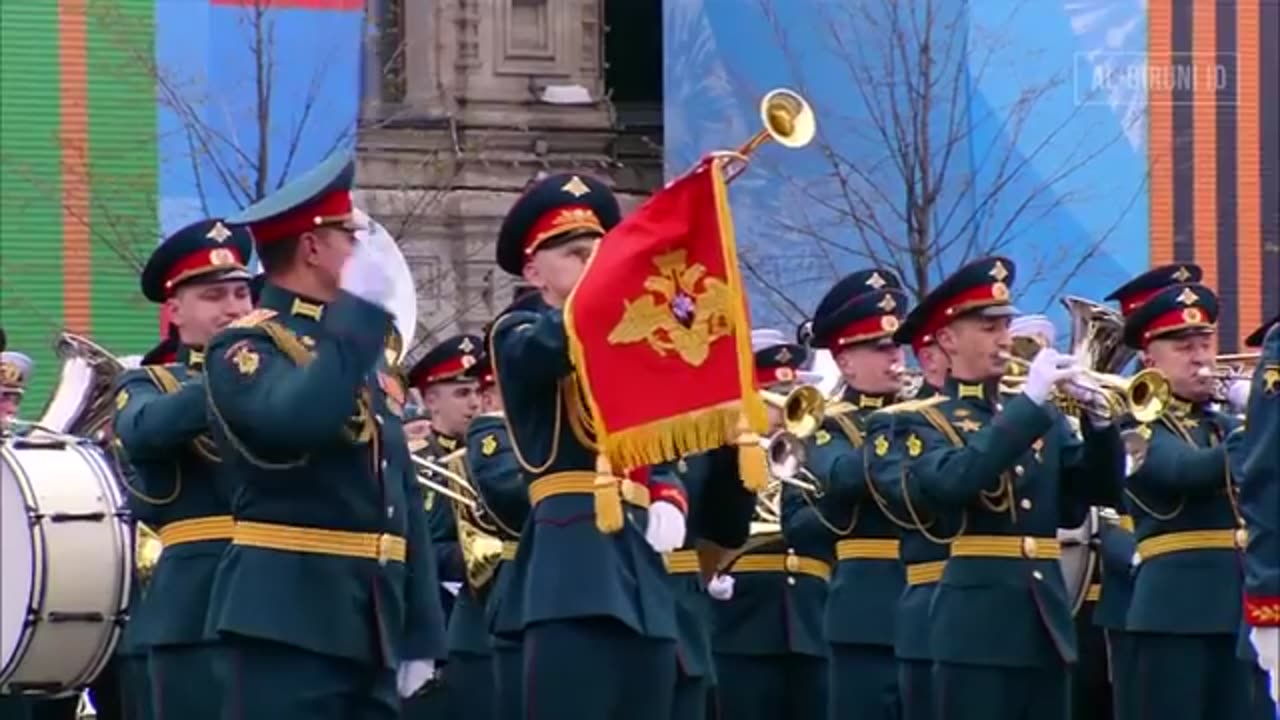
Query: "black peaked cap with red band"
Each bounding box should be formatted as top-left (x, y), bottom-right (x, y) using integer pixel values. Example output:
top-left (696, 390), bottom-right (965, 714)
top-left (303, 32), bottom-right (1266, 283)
top-left (892, 256), bottom-right (1019, 352)
top-left (230, 149), bottom-right (358, 248)
top-left (1105, 263), bottom-right (1203, 318)
top-left (754, 342), bottom-right (809, 389)
top-left (409, 334), bottom-right (484, 392)
top-left (1244, 312), bottom-right (1280, 348)
top-left (1123, 283), bottom-right (1219, 350)
top-left (496, 173), bottom-right (621, 276)
top-left (140, 219), bottom-right (253, 302)
top-left (802, 268), bottom-right (903, 348)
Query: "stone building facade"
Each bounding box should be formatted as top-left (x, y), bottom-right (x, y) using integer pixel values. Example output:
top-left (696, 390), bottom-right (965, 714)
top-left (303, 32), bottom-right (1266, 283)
top-left (357, 0), bottom-right (663, 355)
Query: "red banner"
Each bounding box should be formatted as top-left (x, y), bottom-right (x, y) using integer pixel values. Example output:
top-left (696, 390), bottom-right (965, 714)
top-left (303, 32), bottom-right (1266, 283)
top-left (564, 159), bottom-right (766, 470)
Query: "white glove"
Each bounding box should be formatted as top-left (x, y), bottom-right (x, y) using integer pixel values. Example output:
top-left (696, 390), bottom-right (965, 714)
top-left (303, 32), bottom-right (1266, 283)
top-left (1250, 628), bottom-right (1279, 698)
top-left (339, 238), bottom-right (395, 308)
top-left (1022, 348), bottom-right (1081, 406)
top-left (644, 500), bottom-right (687, 553)
top-left (396, 658), bottom-right (436, 699)
top-left (1226, 379), bottom-right (1251, 415)
top-left (707, 573), bottom-right (735, 601)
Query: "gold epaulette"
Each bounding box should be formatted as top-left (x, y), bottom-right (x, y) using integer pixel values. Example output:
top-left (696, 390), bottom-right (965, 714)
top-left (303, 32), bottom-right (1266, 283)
top-left (875, 395), bottom-right (949, 415)
top-left (824, 401), bottom-right (857, 417)
top-left (228, 308), bottom-right (277, 329)
top-left (259, 320), bottom-right (313, 366)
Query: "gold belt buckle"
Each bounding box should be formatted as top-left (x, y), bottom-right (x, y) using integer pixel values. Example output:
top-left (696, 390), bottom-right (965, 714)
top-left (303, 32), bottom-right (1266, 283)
top-left (1021, 536), bottom-right (1039, 559)
top-left (377, 533), bottom-right (394, 566)
top-left (784, 554), bottom-right (800, 573)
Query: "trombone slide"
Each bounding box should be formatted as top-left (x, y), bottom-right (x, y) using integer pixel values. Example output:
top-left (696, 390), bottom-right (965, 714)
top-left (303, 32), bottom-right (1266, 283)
top-left (415, 473), bottom-right (477, 510)
top-left (412, 454), bottom-right (479, 497)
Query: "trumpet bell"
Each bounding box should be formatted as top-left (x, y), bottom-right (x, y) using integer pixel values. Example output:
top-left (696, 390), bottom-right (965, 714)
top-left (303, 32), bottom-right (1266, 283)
top-left (759, 89), bottom-right (815, 149)
top-left (1125, 368), bottom-right (1171, 424)
top-left (783, 385), bottom-right (825, 438)
top-left (766, 431), bottom-right (806, 479)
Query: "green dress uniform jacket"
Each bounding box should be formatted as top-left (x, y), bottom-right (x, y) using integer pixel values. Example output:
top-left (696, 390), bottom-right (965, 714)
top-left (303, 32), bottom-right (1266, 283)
top-left (114, 346), bottom-right (227, 720)
top-left (1095, 516), bottom-right (1138, 720)
top-left (202, 285), bottom-right (447, 717)
top-left (465, 413), bottom-right (528, 720)
top-left (892, 379), bottom-right (1122, 720)
top-left (489, 298), bottom-right (682, 719)
top-left (1236, 324), bottom-right (1280, 634)
top-left (806, 391), bottom-right (906, 720)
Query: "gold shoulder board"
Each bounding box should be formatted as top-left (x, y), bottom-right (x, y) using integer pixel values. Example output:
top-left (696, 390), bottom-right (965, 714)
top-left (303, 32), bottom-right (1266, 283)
top-left (877, 395), bottom-right (949, 415)
top-left (228, 308), bottom-right (278, 329)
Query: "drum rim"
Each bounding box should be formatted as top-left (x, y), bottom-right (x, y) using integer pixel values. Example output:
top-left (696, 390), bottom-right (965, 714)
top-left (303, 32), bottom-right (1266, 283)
top-left (0, 442), bottom-right (51, 689)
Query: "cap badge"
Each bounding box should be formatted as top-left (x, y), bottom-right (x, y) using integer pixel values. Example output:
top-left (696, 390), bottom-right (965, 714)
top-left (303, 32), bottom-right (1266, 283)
top-left (209, 248), bottom-right (237, 266)
top-left (775, 367), bottom-right (795, 383)
top-left (866, 272), bottom-right (887, 289)
top-left (877, 294), bottom-right (897, 312)
top-left (1176, 288), bottom-right (1198, 306)
top-left (459, 337), bottom-right (476, 353)
top-left (881, 315), bottom-right (900, 331)
top-left (1182, 308), bottom-right (1203, 323)
top-left (1171, 266), bottom-right (1192, 282)
top-left (461, 355), bottom-right (477, 368)
top-left (206, 222), bottom-right (232, 243)
top-left (991, 282), bottom-right (1010, 300)
top-left (774, 347), bottom-right (792, 364)
top-left (989, 261), bottom-right (1010, 282)
top-left (561, 176), bottom-right (591, 198)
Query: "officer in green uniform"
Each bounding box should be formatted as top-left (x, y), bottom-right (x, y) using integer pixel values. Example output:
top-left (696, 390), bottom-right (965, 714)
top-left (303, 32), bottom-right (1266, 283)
top-left (876, 256), bottom-right (1124, 719)
top-left (662, 446), bottom-right (757, 720)
top-left (203, 150), bottom-right (447, 719)
top-left (1235, 313), bottom-right (1280, 708)
top-left (490, 173), bottom-right (689, 719)
top-left (863, 304), bottom-right (959, 720)
top-left (112, 217), bottom-right (254, 720)
top-left (405, 335), bottom-right (489, 720)
top-left (799, 270), bottom-right (909, 720)
top-left (1118, 283), bottom-right (1269, 719)
top-left (712, 334), bottom-right (831, 720)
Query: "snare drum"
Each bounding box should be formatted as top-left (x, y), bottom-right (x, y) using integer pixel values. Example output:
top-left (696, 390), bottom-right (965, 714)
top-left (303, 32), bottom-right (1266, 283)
top-left (1, 435), bottom-right (132, 697)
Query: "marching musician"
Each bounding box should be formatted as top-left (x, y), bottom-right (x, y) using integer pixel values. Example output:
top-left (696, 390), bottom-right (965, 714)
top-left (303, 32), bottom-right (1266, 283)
top-left (1117, 282), bottom-right (1275, 719)
top-left (711, 331), bottom-right (832, 720)
top-left (202, 150), bottom-right (446, 718)
top-left (0, 348), bottom-right (32, 431)
top-left (488, 173), bottom-right (688, 719)
top-left (1235, 313), bottom-right (1280, 706)
top-left (405, 334), bottom-right (487, 720)
top-left (871, 256), bottom-right (1124, 719)
top-left (863, 297), bottom-right (960, 720)
top-left (462, 339), bottom-right (529, 720)
top-left (798, 269), bottom-right (910, 720)
top-left (111, 219), bottom-right (255, 720)
top-left (1097, 265), bottom-right (1204, 720)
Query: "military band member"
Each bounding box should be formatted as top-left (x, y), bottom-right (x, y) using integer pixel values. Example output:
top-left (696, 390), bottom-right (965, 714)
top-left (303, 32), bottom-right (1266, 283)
top-left (864, 302), bottom-right (958, 720)
top-left (489, 173), bottom-right (688, 720)
top-left (1235, 313), bottom-right (1279, 706)
top-left (0, 348), bottom-right (32, 430)
top-left (799, 269), bottom-right (909, 720)
top-left (112, 219), bottom-right (254, 720)
top-left (712, 333), bottom-right (831, 720)
top-left (1117, 282), bottom-right (1270, 719)
top-left (877, 257), bottom-right (1123, 719)
top-left (406, 335), bottom-right (488, 720)
top-left (202, 150), bottom-right (446, 719)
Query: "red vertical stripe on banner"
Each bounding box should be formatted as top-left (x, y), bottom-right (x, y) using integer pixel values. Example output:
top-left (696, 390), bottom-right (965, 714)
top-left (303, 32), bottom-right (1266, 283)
top-left (59, 0), bottom-right (91, 334)
top-left (1235, 0), bottom-right (1261, 347)
top-left (1191, 0), bottom-right (1218, 302)
top-left (1149, 0), bottom-right (1175, 267)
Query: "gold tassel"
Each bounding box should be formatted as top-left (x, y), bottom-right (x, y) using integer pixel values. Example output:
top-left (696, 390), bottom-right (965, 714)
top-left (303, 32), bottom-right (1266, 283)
top-left (736, 416), bottom-right (767, 492)
top-left (593, 454), bottom-right (624, 533)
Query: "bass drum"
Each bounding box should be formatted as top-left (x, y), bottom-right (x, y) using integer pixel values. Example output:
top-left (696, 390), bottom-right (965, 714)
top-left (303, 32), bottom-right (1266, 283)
top-left (1, 435), bottom-right (132, 698)
top-left (1057, 509), bottom-right (1100, 616)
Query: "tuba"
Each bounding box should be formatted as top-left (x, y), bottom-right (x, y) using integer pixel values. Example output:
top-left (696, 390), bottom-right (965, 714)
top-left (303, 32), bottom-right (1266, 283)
top-left (354, 208), bottom-right (418, 365)
top-left (37, 332), bottom-right (127, 441)
top-left (415, 445), bottom-right (506, 590)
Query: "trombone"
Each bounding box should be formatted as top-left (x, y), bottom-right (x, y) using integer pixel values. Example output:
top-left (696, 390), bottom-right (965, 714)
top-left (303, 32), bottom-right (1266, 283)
top-left (412, 448), bottom-right (479, 510)
top-left (1000, 354), bottom-right (1171, 424)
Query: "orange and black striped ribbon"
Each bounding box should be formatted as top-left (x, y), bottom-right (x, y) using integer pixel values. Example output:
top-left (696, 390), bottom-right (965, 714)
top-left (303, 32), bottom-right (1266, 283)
top-left (1149, 0), bottom-right (1278, 350)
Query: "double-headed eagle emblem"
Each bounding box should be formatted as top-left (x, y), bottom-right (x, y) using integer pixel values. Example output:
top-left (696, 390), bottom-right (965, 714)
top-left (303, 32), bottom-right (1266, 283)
top-left (607, 249), bottom-right (733, 366)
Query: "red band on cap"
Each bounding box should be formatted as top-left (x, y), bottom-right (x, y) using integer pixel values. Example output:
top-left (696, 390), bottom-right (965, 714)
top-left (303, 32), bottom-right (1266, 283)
top-left (412, 354), bottom-right (478, 390)
top-left (1244, 595), bottom-right (1280, 626)
top-left (1138, 307), bottom-right (1214, 347)
top-left (755, 365), bottom-right (797, 388)
top-left (524, 205), bottom-right (603, 256)
top-left (833, 314), bottom-right (900, 347)
top-left (247, 188), bottom-right (354, 245)
top-left (920, 282), bottom-right (1010, 344)
top-left (163, 246), bottom-right (248, 295)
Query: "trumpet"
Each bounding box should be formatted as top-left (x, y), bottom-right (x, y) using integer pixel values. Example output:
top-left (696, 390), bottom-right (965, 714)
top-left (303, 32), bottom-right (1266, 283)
top-left (1196, 361), bottom-right (1256, 410)
top-left (760, 385), bottom-right (826, 438)
top-left (412, 450), bottom-right (479, 510)
top-left (1000, 354), bottom-right (1171, 424)
top-left (759, 432), bottom-right (820, 493)
top-left (716, 88), bottom-right (816, 182)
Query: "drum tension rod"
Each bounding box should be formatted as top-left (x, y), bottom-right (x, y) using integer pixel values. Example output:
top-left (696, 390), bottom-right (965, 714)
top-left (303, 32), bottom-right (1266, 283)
top-left (45, 511), bottom-right (108, 523)
top-left (46, 611), bottom-right (106, 623)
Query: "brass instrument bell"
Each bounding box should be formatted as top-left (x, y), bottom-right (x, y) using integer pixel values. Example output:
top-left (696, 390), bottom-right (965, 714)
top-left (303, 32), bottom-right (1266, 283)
top-left (1000, 355), bottom-right (1171, 424)
top-left (136, 523), bottom-right (164, 581)
top-left (720, 88), bottom-right (817, 181)
top-left (760, 385), bottom-right (826, 439)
